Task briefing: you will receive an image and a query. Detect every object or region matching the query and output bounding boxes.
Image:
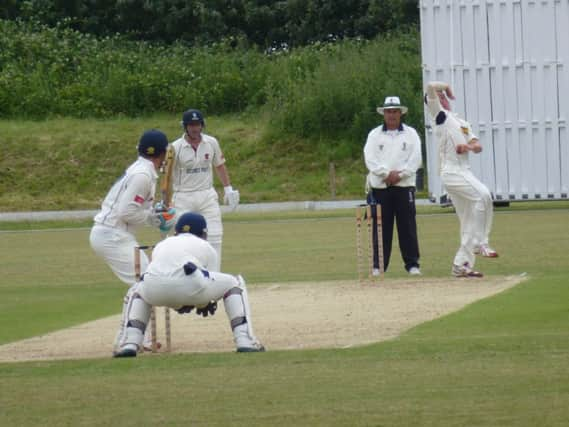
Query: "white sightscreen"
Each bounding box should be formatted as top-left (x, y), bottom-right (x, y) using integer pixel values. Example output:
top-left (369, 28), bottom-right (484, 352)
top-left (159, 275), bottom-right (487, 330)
top-left (420, 0), bottom-right (569, 202)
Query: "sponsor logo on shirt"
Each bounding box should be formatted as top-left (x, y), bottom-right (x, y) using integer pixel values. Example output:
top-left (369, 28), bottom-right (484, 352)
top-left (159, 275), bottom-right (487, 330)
top-left (134, 195), bottom-right (145, 204)
top-left (186, 167), bottom-right (210, 174)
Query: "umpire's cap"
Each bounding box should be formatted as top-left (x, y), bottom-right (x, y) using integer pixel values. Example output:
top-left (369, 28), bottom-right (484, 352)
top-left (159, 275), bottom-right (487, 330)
top-left (182, 109), bottom-right (205, 127)
top-left (175, 212), bottom-right (208, 237)
top-left (138, 129), bottom-right (168, 158)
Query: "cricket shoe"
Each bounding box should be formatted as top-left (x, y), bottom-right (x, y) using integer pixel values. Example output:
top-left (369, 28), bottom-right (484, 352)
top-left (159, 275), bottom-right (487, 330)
top-left (142, 341), bottom-right (162, 352)
top-left (237, 342), bottom-right (266, 353)
top-left (474, 244), bottom-right (498, 258)
top-left (113, 346), bottom-right (138, 358)
top-left (408, 266), bottom-right (421, 276)
top-left (452, 262), bottom-right (483, 278)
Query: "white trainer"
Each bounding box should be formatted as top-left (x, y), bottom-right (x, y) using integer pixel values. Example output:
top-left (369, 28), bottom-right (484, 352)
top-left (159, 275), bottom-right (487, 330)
top-left (142, 341), bottom-right (162, 352)
top-left (372, 268), bottom-right (381, 276)
top-left (408, 267), bottom-right (421, 276)
top-left (113, 344), bottom-right (138, 358)
top-left (452, 262), bottom-right (483, 278)
top-left (236, 341), bottom-right (266, 353)
top-left (474, 244), bottom-right (498, 258)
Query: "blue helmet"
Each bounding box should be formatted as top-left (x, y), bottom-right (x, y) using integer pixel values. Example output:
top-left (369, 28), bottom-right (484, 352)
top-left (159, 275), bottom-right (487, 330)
top-left (175, 212), bottom-right (207, 237)
top-left (137, 129), bottom-right (168, 158)
top-left (182, 109), bottom-right (205, 127)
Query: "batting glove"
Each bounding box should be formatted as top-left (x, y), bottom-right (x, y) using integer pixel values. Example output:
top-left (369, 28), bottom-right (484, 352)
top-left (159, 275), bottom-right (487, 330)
top-left (223, 186), bottom-right (240, 211)
top-left (153, 201), bottom-right (167, 212)
top-left (156, 207), bottom-right (176, 233)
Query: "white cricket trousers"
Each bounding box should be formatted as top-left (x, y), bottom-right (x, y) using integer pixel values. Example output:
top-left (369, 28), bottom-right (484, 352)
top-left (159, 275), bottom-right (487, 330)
top-left (139, 269), bottom-right (238, 308)
top-left (89, 224), bottom-right (149, 285)
top-left (118, 270), bottom-right (260, 350)
top-left (90, 224), bottom-right (156, 349)
top-left (172, 188), bottom-right (223, 270)
top-left (442, 170), bottom-right (493, 268)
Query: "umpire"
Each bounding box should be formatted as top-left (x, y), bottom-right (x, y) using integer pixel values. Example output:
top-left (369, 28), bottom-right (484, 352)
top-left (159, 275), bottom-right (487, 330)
top-left (364, 96), bottom-right (422, 275)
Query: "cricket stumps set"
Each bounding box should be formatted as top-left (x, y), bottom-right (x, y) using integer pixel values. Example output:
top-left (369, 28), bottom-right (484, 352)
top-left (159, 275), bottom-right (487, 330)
top-left (134, 245), bottom-right (172, 353)
top-left (355, 204), bottom-right (384, 285)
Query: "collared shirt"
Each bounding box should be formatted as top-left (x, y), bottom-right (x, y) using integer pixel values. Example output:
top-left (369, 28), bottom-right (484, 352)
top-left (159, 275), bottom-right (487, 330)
top-left (426, 94), bottom-right (478, 174)
top-left (364, 123), bottom-right (422, 189)
top-left (145, 233), bottom-right (218, 277)
top-left (171, 133), bottom-right (225, 193)
top-left (94, 157), bottom-right (157, 232)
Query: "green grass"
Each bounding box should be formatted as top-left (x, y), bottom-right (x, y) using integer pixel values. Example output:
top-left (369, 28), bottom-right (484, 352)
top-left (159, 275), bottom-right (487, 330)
top-left (0, 113), bottom-right (378, 211)
top-left (0, 207), bottom-right (568, 425)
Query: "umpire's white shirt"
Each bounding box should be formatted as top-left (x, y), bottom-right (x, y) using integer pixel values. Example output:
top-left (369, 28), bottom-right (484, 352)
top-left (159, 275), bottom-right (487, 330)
top-left (94, 157), bottom-right (157, 232)
top-left (171, 133), bottom-right (225, 193)
top-left (364, 124), bottom-right (422, 189)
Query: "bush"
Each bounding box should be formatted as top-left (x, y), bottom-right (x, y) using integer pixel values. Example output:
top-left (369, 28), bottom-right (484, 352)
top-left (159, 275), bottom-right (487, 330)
top-left (264, 30), bottom-right (423, 154)
top-left (0, 20), bottom-right (273, 118)
top-left (0, 20), bottom-right (424, 160)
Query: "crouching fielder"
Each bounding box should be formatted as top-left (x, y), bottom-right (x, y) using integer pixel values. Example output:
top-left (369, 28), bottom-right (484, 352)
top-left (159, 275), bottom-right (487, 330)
top-left (113, 212), bottom-right (265, 357)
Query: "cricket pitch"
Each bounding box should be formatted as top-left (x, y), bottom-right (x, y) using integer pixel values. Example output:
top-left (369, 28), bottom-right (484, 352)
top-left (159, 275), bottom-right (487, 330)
top-left (0, 275), bottom-right (525, 363)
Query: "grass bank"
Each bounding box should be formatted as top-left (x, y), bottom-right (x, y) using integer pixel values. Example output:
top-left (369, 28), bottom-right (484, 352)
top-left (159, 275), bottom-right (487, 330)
top-left (0, 113), bottom-right (379, 211)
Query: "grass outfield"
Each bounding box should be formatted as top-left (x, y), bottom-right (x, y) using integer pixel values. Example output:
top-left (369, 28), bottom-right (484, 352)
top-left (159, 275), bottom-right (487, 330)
top-left (0, 208), bottom-right (568, 426)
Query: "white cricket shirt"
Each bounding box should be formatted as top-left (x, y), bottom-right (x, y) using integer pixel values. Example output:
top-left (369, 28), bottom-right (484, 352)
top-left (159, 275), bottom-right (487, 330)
top-left (145, 233), bottom-right (218, 276)
top-left (171, 133), bottom-right (225, 193)
top-left (94, 157), bottom-right (157, 231)
top-left (426, 94), bottom-right (478, 174)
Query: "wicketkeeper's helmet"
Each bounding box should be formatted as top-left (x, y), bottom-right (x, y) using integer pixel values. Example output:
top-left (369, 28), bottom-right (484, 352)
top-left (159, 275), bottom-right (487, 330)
top-left (137, 129), bottom-right (169, 158)
top-left (182, 109), bottom-right (205, 128)
top-left (175, 212), bottom-right (208, 237)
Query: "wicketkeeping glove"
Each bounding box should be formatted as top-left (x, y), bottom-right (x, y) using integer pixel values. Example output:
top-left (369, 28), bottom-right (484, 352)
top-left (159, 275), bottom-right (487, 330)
top-left (196, 301), bottom-right (217, 317)
top-left (223, 186), bottom-right (240, 211)
top-left (176, 305), bottom-right (195, 314)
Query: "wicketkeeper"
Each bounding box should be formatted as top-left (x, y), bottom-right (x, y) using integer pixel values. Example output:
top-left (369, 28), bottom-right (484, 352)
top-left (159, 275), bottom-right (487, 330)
top-left (113, 212), bottom-right (265, 357)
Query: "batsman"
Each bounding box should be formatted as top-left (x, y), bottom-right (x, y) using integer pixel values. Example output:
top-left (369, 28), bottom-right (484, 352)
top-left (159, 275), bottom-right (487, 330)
top-left (89, 129), bottom-right (177, 351)
top-left (164, 109), bottom-right (240, 271)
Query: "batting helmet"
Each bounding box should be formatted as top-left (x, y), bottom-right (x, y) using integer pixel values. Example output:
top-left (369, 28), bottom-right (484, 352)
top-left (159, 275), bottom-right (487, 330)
top-left (175, 212), bottom-right (207, 237)
top-left (182, 109), bottom-right (205, 128)
top-left (138, 129), bottom-right (168, 158)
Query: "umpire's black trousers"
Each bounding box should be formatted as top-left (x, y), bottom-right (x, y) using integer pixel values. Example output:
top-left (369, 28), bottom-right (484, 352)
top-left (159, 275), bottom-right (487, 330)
top-left (367, 186), bottom-right (420, 272)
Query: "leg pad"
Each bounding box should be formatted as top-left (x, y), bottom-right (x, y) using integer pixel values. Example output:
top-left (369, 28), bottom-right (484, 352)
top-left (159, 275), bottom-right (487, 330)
top-left (127, 319), bottom-right (146, 332)
top-left (230, 316), bottom-right (247, 330)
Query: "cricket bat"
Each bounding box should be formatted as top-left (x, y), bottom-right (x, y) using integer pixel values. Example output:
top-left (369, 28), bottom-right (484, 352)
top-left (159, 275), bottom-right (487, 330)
top-left (160, 145), bottom-right (175, 207)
